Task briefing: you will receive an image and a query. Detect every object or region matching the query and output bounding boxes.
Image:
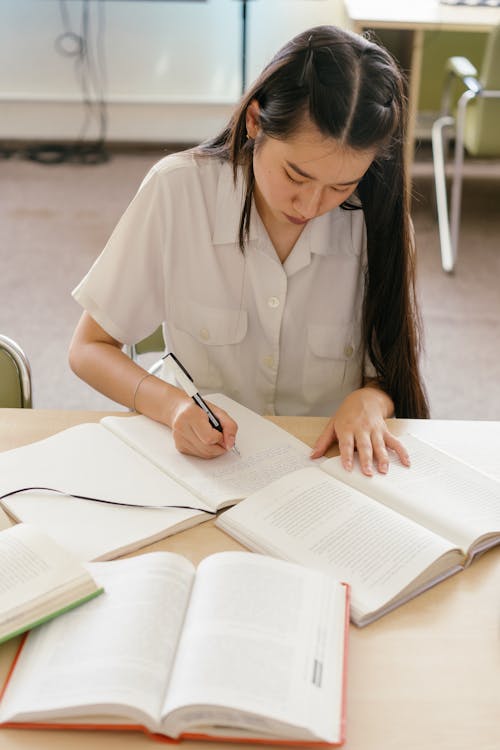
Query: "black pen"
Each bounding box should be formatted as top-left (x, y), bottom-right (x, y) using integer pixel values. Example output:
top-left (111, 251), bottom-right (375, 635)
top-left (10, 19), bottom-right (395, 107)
top-left (162, 352), bottom-right (240, 456)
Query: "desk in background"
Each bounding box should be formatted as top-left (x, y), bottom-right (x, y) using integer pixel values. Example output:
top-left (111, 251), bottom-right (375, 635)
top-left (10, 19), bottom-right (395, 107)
top-left (0, 409), bottom-right (499, 750)
top-left (343, 0), bottom-right (500, 181)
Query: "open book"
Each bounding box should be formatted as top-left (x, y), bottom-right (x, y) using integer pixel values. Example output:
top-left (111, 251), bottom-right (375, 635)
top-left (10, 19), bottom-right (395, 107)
top-left (0, 394), bottom-right (314, 561)
top-left (216, 434), bottom-right (500, 626)
top-left (0, 551), bottom-right (349, 747)
top-left (0, 524), bottom-right (102, 644)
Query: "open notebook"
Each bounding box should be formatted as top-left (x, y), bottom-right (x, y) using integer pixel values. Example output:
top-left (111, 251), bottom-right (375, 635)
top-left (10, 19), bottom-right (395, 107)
top-left (0, 394), bottom-right (314, 560)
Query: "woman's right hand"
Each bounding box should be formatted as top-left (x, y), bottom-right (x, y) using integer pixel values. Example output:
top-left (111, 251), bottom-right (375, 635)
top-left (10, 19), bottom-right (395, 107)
top-left (169, 397), bottom-right (238, 459)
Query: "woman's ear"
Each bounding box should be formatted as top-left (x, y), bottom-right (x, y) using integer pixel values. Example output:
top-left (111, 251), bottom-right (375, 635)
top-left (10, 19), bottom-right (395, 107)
top-left (245, 100), bottom-right (261, 139)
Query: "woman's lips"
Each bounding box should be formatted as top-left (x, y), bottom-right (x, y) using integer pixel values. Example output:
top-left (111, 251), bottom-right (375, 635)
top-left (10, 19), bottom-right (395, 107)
top-left (284, 213), bottom-right (308, 225)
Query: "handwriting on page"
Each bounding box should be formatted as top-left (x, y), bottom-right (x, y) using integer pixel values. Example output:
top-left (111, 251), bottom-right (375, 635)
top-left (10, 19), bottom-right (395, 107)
top-left (0, 537), bottom-right (49, 594)
top-left (202, 445), bottom-right (312, 493)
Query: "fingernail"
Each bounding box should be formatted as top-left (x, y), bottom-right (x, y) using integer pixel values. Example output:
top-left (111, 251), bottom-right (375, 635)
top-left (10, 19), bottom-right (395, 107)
top-left (344, 459), bottom-right (352, 471)
top-left (363, 463), bottom-right (373, 475)
top-left (379, 462), bottom-right (388, 474)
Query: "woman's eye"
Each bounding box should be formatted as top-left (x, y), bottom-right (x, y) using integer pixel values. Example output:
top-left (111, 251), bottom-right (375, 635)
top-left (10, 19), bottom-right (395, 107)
top-left (285, 171), bottom-right (304, 185)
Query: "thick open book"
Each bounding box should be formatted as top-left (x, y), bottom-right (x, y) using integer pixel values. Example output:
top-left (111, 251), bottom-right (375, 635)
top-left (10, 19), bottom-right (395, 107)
top-left (0, 551), bottom-right (349, 747)
top-left (0, 394), bottom-right (313, 561)
top-left (216, 434), bottom-right (500, 626)
top-left (0, 524), bottom-right (103, 644)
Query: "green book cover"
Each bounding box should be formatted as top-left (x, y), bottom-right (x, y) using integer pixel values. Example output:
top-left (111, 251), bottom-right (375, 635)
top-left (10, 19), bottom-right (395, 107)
top-left (0, 587), bottom-right (104, 645)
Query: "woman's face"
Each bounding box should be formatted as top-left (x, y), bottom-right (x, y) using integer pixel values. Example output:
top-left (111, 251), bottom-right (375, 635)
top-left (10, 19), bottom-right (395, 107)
top-left (246, 104), bottom-right (375, 233)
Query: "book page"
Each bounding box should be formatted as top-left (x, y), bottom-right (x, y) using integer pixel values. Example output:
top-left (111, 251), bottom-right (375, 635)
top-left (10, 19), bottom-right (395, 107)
top-left (2, 490), bottom-right (209, 562)
top-left (321, 434), bottom-right (500, 553)
top-left (216, 468), bottom-right (461, 623)
top-left (161, 551), bottom-right (347, 743)
top-left (103, 394), bottom-right (316, 511)
top-left (0, 424), bottom-right (212, 512)
top-left (0, 524), bottom-right (98, 641)
top-left (404, 419), bottom-right (500, 481)
top-left (0, 552), bottom-right (194, 728)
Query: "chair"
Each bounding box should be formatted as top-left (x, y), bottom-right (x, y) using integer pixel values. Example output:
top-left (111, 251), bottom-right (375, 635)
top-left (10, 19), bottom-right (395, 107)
top-left (0, 335), bottom-right (32, 408)
top-left (431, 23), bottom-right (500, 273)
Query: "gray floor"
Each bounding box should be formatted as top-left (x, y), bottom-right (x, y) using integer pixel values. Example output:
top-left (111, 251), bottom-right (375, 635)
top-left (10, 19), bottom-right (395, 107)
top-left (1, 147), bottom-right (499, 419)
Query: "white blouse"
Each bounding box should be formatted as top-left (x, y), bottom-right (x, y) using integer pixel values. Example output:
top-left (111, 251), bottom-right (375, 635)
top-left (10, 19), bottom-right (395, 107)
top-left (73, 150), bottom-right (371, 417)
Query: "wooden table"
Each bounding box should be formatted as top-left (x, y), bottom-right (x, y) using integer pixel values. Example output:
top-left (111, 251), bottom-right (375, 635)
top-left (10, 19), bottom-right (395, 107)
top-left (0, 409), bottom-right (499, 750)
top-left (344, 0), bottom-right (500, 179)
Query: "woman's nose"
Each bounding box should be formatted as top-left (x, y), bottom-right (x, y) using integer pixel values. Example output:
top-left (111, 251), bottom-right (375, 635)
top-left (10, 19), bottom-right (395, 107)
top-left (296, 187), bottom-right (323, 219)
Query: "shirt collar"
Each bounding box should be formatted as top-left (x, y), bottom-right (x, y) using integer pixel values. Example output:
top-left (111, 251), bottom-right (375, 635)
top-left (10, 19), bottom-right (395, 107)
top-left (213, 161), bottom-right (257, 246)
top-left (282, 213), bottom-right (343, 276)
top-left (304, 206), bottom-right (357, 257)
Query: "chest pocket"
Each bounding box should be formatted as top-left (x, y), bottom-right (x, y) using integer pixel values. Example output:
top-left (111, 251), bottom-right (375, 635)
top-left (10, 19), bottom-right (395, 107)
top-left (303, 323), bottom-right (361, 403)
top-left (168, 299), bottom-right (248, 390)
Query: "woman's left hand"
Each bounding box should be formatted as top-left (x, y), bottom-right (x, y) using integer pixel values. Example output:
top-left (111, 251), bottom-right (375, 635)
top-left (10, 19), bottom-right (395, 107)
top-left (310, 386), bottom-right (410, 475)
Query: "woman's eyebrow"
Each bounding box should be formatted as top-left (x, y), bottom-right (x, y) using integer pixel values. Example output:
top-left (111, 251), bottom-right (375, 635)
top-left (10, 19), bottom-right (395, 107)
top-left (286, 160), bottom-right (315, 179)
top-left (285, 160), bottom-right (363, 186)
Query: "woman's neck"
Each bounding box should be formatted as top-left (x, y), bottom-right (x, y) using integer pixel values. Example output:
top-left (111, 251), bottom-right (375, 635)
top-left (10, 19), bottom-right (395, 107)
top-left (267, 223), bottom-right (306, 264)
top-left (254, 193), bottom-right (306, 264)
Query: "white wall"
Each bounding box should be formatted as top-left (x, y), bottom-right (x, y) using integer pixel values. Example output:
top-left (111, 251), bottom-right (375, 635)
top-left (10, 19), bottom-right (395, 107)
top-left (246, 0), bottom-right (347, 86)
top-left (0, 0), bottom-right (346, 143)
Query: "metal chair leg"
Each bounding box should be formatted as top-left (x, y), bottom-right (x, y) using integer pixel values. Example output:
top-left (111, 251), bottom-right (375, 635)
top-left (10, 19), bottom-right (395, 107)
top-left (432, 115), bottom-right (455, 272)
top-left (448, 90), bottom-right (477, 272)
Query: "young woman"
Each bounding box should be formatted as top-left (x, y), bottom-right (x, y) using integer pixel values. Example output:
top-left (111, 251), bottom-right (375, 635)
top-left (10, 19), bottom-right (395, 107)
top-left (69, 25), bottom-right (429, 474)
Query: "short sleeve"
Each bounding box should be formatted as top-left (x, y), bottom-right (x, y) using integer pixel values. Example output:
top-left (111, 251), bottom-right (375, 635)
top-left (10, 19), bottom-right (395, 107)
top-left (72, 166), bottom-right (170, 345)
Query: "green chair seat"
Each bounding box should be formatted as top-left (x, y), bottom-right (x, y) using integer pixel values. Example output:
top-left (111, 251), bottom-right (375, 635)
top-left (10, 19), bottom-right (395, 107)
top-left (0, 335), bottom-right (32, 408)
top-left (133, 326), bottom-right (165, 357)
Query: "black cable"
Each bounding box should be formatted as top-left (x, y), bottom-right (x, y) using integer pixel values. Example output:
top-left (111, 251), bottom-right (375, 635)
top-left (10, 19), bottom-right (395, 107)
top-left (24, 0), bottom-right (109, 166)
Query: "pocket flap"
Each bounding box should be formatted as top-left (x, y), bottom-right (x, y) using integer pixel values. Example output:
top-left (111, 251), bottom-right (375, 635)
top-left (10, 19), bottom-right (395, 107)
top-left (307, 324), bottom-right (357, 360)
top-left (172, 299), bottom-right (247, 345)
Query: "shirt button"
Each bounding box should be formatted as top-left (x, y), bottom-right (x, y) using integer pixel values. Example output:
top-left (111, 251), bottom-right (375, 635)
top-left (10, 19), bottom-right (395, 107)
top-left (268, 296), bottom-right (280, 309)
top-left (344, 344), bottom-right (354, 358)
top-left (200, 328), bottom-right (210, 341)
top-left (263, 355), bottom-right (275, 369)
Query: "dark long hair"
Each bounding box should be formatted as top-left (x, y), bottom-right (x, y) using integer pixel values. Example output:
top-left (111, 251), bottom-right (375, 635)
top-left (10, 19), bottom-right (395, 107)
top-left (197, 25), bottom-right (429, 419)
